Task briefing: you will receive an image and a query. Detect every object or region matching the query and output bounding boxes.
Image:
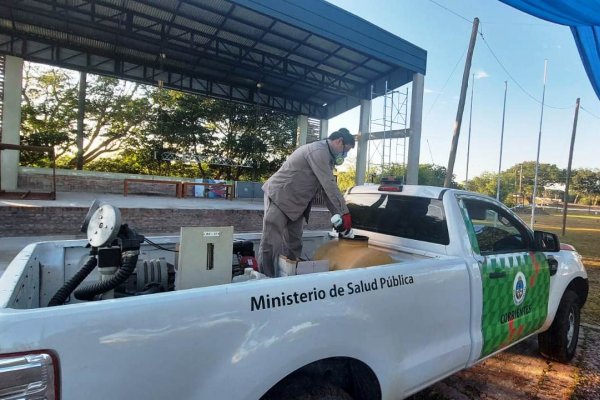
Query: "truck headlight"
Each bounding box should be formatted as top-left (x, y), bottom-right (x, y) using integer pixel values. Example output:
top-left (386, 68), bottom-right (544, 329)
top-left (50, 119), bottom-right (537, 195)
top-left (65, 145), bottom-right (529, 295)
top-left (0, 352), bottom-right (58, 400)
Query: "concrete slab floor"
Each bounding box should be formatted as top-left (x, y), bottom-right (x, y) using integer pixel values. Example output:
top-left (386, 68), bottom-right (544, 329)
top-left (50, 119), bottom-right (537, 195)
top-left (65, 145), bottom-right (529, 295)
top-left (0, 191), bottom-right (266, 210)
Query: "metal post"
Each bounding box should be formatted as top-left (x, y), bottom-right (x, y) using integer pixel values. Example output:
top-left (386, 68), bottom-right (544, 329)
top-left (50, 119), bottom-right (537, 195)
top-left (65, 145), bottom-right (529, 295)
top-left (356, 99), bottom-right (371, 185)
top-left (296, 115), bottom-right (308, 147)
top-left (407, 73), bottom-right (424, 185)
top-left (389, 86), bottom-right (393, 166)
top-left (465, 73), bottom-right (475, 189)
top-left (403, 87), bottom-right (408, 176)
top-left (531, 60), bottom-right (548, 229)
top-left (367, 85), bottom-right (373, 174)
top-left (496, 81), bottom-right (508, 201)
top-left (562, 98), bottom-right (580, 236)
top-left (319, 119), bottom-right (329, 140)
top-left (382, 80), bottom-right (388, 173)
top-left (445, 17), bottom-right (479, 188)
top-left (519, 164), bottom-right (523, 207)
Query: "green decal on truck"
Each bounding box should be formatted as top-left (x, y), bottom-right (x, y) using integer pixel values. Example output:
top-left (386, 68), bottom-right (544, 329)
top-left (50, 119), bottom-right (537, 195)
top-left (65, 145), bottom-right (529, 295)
top-left (480, 252), bottom-right (550, 357)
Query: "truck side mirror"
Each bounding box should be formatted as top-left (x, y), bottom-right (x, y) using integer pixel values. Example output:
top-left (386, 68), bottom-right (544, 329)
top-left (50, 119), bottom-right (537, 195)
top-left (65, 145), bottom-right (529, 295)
top-left (533, 230), bottom-right (560, 252)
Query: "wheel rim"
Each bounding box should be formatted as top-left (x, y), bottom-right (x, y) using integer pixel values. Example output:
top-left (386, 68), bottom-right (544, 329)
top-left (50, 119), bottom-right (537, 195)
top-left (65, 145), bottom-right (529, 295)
top-left (567, 307), bottom-right (575, 347)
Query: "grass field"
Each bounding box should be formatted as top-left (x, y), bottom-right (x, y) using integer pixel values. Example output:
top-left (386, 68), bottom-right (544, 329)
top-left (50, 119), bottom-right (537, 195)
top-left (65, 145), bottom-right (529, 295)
top-left (516, 211), bottom-right (600, 326)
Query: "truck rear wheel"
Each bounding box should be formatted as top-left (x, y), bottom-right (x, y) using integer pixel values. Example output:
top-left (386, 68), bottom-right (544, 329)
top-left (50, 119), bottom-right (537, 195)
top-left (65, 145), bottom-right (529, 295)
top-left (538, 290), bottom-right (580, 362)
top-left (262, 375), bottom-right (353, 400)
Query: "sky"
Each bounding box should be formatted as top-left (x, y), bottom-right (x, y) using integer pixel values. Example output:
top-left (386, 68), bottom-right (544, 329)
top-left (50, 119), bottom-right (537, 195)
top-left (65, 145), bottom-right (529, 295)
top-left (325, 0), bottom-right (600, 183)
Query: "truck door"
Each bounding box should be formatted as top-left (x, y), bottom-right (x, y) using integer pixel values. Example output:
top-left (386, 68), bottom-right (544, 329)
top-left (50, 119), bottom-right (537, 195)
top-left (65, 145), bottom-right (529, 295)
top-left (459, 197), bottom-right (550, 358)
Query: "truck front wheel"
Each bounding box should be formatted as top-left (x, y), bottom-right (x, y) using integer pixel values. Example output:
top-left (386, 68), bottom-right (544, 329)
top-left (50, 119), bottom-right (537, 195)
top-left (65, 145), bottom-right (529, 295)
top-left (538, 290), bottom-right (580, 362)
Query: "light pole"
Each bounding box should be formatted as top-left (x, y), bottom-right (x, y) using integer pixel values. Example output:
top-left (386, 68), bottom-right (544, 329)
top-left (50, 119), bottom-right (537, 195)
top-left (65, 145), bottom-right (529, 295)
top-left (465, 73), bottom-right (475, 190)
top-left (496, 81), bottom-right (507, 201)
top-left (531, 60), bottom-right (548, 229)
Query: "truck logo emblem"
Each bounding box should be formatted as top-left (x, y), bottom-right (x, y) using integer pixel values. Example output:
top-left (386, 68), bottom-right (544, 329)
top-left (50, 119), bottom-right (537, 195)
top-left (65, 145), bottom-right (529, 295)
top-left (513, 272), bottom-right (527, 306)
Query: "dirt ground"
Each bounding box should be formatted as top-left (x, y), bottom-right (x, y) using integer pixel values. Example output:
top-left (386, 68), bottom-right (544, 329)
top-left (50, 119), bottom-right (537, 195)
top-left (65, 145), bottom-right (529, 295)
top-left (409, 326), bottom-right (600, 400)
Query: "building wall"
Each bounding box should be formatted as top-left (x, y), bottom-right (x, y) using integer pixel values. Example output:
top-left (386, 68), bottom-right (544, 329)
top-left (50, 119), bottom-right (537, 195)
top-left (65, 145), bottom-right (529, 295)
top-left (0, 206), bottom-right (331, 237)
top-left (5, 167), bottom-right (331, 237)
top-left (18, 167), bottom-right (188, 196)
top-left (6, 167), bottom-right (331, 236)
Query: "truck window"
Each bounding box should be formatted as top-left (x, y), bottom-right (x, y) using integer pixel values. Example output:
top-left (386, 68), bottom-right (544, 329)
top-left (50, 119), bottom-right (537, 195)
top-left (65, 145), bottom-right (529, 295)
top-left (346, 193), bottom-right (450, 245)
top-left (463, 199), bottom-right (529, 254)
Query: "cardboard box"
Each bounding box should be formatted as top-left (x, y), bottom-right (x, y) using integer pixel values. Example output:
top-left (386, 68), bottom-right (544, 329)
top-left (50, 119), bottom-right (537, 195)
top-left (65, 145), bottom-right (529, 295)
top-left (278, 256), bottom-right (330, 277)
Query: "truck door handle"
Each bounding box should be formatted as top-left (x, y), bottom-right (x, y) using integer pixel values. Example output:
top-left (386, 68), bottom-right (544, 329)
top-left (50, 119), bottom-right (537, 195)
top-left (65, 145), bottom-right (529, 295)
top-left (489, 271), bottom-right (506, 279)
top-left (548, 257), bottom-right (559, 276)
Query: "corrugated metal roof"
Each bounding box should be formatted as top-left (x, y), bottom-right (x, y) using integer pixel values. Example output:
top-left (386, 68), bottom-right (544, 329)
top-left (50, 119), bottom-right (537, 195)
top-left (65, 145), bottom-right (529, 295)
top-left (0, 0), bottom-right (427, 118)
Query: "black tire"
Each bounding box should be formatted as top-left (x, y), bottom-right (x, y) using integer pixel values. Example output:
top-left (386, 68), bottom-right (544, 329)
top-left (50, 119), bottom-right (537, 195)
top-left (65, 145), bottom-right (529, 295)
top-left (538, 290), bottom-right (580, 362)
top-left (262, 375), bottom-right (353, 400)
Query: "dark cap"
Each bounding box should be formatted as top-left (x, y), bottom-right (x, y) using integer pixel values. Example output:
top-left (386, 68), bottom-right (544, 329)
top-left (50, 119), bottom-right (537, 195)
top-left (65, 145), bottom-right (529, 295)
top-left (329, 128), bottom-right (355, 148)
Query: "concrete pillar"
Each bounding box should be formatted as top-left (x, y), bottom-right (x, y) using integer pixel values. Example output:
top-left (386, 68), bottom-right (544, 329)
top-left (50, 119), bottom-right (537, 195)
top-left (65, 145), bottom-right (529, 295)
top-left (407, 73), bottom-right (424, 185)
top-left (296, 114), bottom-right (308, 147)
top-left (319, 118), bottom-right (328, 140)
top-left (1, 56), bottom-right (23, 191)
top-left (355, 99), bottom-right (371, 185)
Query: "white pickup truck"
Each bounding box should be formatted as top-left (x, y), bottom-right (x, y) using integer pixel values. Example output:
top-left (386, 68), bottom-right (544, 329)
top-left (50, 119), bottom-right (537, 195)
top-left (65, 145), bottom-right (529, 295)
top-left (0, 184), bottom-right (588, 400)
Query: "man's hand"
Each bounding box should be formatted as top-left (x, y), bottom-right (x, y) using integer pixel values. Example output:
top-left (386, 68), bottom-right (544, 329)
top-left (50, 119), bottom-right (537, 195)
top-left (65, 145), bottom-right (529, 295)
top-left (342, 213), bottom-right (352, 231)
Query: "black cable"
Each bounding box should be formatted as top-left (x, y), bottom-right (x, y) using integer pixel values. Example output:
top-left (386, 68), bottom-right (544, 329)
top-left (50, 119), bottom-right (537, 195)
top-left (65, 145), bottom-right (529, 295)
top-left (428, 0), bottom-right (472, 24)
top-left (581, 105), bottom-right (600, 119)
top-left (427, 1), bottom-right (576, 112)
top-left (145, 238), bottom-right (178, 252)
top-left (426, 49), bottom-right (466, 117)
top-left (479, 33), bottom-right (572, 110)
top-left (48, 249), bottom-right (98, 307)
top-left (74, 250), bottom-right (138, 301)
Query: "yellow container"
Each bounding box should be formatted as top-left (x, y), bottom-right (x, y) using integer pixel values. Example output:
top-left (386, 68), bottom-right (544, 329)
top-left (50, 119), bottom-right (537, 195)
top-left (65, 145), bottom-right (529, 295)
top-left (314, 235), bottom-right (394, 271)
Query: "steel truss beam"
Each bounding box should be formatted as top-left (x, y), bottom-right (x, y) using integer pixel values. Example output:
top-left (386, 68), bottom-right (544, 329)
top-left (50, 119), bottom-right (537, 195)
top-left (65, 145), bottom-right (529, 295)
top-left (0, 33), bottom-right (324, 117)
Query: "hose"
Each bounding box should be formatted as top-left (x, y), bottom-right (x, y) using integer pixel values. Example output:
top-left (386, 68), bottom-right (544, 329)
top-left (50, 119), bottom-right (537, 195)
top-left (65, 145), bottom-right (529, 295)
top-left (74, 250), bottom-right (139, 301)
top-left (47, 249), bottom-right (98, 307)
top-left (114, 284), bottom-right (164, 298)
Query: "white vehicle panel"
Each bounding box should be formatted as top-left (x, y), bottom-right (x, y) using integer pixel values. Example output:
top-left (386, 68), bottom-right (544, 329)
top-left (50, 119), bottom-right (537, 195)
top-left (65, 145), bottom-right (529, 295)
top-left (542, 250), bottom-right (588, 331)
top-left (0, 257), bottom-right (471, 399)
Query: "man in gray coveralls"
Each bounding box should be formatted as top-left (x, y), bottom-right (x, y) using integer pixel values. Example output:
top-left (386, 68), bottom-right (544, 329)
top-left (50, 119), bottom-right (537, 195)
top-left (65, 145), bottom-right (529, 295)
top-left (258, 128), bottom-right (355, 277)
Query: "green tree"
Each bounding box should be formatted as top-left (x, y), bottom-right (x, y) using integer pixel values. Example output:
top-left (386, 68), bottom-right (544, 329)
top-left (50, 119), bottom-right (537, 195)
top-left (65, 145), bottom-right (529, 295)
top-left (467, 171), bottom-right (517, 205)
top-left (19, 63), bottom-right (295, 178)
top-left (144, 89), bottom-right (295, 180)
top-left (503, 162), bottom-right (565, 202)
top-left (201, 99), bottom-right (296, 180)
top-left (466, 162), bottom-right (566, 206)
top-left (336, 167), bottom-right (357, 192)
top-left (77, 76), bottom-right (151, 167)
top-left (20, 63), bottom-right (152, 169)
top-left (572, 168), bottom-right (600, 204)
top-left (20, 64), bottom-right (78, 166)
top-left (377, 163), bottom-right (458, 187)
top-left (142, 89), bottom-right (216, 178)
top-left (335, 163), bottom-right (459, 192)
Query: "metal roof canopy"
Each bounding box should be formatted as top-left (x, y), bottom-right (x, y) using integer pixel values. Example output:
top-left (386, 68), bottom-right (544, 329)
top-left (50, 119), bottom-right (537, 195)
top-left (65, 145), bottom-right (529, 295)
top-left (0, 0), bottom-right (426, 119)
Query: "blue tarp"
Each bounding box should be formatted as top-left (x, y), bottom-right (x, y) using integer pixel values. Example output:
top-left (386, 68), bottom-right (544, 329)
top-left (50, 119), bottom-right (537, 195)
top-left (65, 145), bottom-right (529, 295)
top-left (500, 0), bottom-right (600, 100)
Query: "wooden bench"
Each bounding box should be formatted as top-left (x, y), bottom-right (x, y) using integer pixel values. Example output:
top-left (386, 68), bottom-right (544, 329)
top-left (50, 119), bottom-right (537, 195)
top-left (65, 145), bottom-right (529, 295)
top-left (181, 181), bottom-right (234, 200)
top-left (123, 178), bottom-right (183, 198)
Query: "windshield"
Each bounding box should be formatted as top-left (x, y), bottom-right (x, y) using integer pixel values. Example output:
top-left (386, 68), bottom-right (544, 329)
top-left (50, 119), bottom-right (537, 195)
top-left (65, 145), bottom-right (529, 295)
top-left (346, 193), bottom-right (450, 245)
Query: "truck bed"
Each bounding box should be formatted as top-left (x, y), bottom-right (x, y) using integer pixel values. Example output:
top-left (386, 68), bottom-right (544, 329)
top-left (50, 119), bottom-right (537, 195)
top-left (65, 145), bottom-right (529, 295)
top-left (0, 230), bottom-right (440, 310)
